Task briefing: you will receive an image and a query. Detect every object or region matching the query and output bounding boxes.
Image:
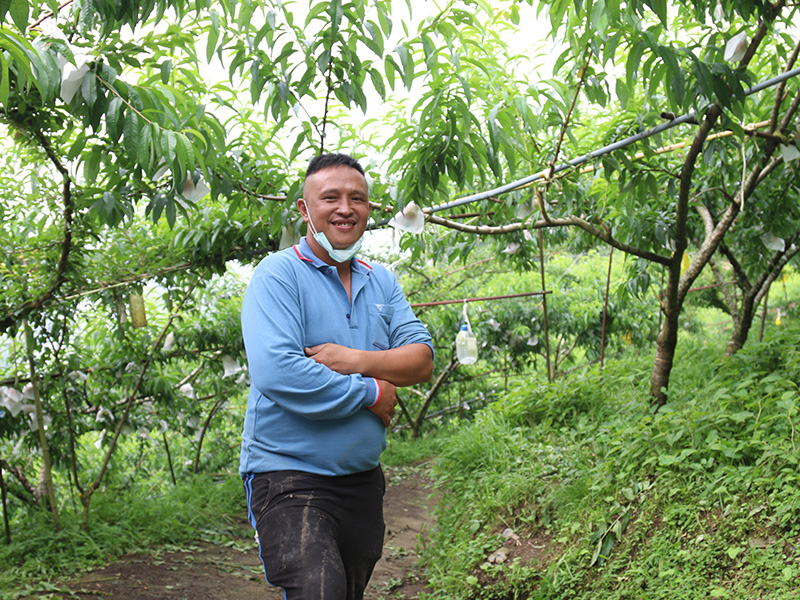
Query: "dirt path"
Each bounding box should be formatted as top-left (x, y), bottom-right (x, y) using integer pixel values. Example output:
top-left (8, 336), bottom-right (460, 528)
top-left (56, 466), bottom-right (436, 600)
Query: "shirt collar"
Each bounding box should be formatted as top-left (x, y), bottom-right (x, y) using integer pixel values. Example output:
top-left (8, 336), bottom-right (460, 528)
top-left (294, 237), bottom-right (372, 275)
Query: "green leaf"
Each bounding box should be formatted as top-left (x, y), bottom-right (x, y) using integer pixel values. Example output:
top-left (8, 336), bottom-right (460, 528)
top-left (84, 147), bottom-right (102, 183)
top-left (364, 20), bottom-right (384, 56)
top-left (160, 60), bottom-right (172, 85)
top-left (106, 96), bottom-right (124, 142)
top-left (395, 44), bottom-right (409, 73)
top-left (139, 122), bottom-right (153, 170)
top-left (589, 0), bottom-right (608, 35)
top-left (67, 133), bottom-right (87, 161)
top-left (397, 46), bottom-right (414, 90)
top-left (165, 195), bottom-right (176, 228)
top-left (0, 53), bottom-right (9, 105)
top-left (725, 546), bottom-right (743, 560)
top-left (615, 78), bottom-right (629, 109)
top-left (81, 70), bottom-right (97, 108)
top-left (377, 4), bottom-right (392, 36)
top-left (161, 129), bottom-right (177, 168)
top-left (625, 40), bottom-right (646, 88)
top-left (207, 11), bottom-right (219, 63)
top-left (384, 55), bottom-right (397, 91)
top-left (8, 0), bottom-right (28, 32)
top-left (305, 1), bottom-right (328, 26)
top-left (123, 110), bottom-right (141, 158)
top-left (369, 66), bottom-right (385, 99)
top-left (0, 0), bottom-right (11, 25)
top-left (175, 134), bottom-right (187, 183)
top-left (79, 0), bottom-right (96, 34)
top-left (648, 0), bottom-right (668, 26)
top-left (327, 0), bottom-right (343, 36)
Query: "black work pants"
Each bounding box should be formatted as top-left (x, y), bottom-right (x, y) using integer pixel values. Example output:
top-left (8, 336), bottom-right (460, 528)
top-left (243, 466), bottom-right (385, 600)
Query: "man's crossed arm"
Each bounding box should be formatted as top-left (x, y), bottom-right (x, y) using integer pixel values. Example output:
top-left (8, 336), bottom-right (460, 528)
top-left (305, 343), bottom-right (433, 428)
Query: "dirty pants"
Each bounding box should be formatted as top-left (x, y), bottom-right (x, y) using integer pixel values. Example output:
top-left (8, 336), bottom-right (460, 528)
top-left (243, 467), bottom-right (385, 600)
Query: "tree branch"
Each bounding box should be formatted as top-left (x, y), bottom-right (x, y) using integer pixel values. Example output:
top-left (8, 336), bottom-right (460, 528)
top-left (672, 1), bottom-right (792, 303)
top-left (0, 129), bottom-right (74, 334)
top-left (28, 0), bottom-right (74, 30)
top-left (319, 37), bottom-right (336, 154)
top-left (90, 283), bottom-right (198, 493)
top-left (427, 214), bottom-right (672, 265)
top-left (752, 241), bottom-right (800, 307)
top-left (770, 15), bottom-right (800, 128)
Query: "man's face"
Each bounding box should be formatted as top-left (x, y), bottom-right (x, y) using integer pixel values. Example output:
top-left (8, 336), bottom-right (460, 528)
top-left (298, 165), bottom-right (370, 251)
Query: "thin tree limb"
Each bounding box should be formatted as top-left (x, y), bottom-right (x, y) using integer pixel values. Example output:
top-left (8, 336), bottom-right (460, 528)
top-left (90, 283), bottom-right (198, 496)
top-left (0, 129), bottom-right (73, 334)
top-left (427, 214), bottom-right (672, 265)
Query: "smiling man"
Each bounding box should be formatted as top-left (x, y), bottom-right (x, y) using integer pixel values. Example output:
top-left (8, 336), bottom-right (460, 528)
top-left (240, 153), bottom-right (434, 600)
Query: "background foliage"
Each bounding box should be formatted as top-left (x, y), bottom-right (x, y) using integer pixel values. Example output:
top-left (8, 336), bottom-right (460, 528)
top-left (1, 0), bottom-right (800, 597)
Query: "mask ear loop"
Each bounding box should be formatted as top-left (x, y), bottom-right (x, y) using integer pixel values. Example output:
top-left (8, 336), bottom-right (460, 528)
top-left (301, 199), bottom-right (319, 236)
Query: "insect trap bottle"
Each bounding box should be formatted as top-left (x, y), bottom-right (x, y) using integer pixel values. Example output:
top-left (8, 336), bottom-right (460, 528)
top-left (455, 322), bottom-right (478, 365)
top-left (455, 302), bottom-right (479, 365)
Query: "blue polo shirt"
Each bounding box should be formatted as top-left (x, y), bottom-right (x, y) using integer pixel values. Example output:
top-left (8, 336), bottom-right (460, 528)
top-left (239, 238), bottom-right (433, 476)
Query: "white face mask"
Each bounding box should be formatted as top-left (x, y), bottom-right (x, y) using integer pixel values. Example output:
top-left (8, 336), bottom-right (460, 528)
top-left (303, 202), bottom-right (363, 263)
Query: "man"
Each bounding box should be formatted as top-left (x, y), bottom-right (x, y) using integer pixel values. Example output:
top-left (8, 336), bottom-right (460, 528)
top-left (240, 153), bottom-right (434, 600)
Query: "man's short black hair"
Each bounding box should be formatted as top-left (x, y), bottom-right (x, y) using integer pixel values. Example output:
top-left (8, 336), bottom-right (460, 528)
top-left (305, 153), bottom-right (365, 179)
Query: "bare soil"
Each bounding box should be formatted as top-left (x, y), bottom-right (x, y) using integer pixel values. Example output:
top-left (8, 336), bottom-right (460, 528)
top-left (53, 467), bottom-right (437, 600)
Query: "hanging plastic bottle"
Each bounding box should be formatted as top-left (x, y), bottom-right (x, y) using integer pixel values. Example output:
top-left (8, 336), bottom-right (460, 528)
top-left (456, 323), bottom-right (478, 364)
top-left (455, 302), bottom-right (478, 365)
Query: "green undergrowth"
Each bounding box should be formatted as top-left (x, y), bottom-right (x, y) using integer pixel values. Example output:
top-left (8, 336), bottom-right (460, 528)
top-left (421, 323), bottom-right (800, 599)
top-left (0, 474), bottom-right (250, 599)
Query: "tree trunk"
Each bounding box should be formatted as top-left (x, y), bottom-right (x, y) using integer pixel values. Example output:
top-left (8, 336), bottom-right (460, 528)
top-left (650, 283), bottom-right (680, 406)
top-left (410, 354), bottom-right (459, 438)
top-left (163, 432), bottom-right (177, 486)
top-left (725, 245), bottom-right (799, 355)
top-left (193, 396), bottom-right (226, 474)
top-left (725, 292), bottom-right (758, 356)
top-left (1, 460), bottom-right (11, 543)
top-left (24, 320), bottom-right (61, 530)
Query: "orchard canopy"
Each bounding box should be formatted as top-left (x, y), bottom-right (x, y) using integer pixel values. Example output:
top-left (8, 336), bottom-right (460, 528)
top-left (0, 0), bottom-right (799, 522)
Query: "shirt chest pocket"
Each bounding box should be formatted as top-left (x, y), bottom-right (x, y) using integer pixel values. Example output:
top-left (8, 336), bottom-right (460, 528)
top-left (368, 305), bottom-right (394, 350)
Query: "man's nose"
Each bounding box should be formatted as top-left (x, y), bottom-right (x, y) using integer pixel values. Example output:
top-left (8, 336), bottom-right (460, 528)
top-left (334, 198), bottom-right (357, 213)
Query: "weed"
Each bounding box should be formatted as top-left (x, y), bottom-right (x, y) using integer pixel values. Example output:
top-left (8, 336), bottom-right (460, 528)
top-left (420, 323), bottom-right (800, 599)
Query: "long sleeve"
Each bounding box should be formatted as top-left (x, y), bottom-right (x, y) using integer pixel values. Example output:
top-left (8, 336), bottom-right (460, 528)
top-left (238, 240), bottom-right (428, 477)
top-left (241, 266), bottom-right (375, 421)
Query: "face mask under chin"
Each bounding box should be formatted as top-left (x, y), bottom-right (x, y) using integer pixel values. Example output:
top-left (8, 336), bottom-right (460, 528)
top-left (304, 207), bottom-right (363, 263)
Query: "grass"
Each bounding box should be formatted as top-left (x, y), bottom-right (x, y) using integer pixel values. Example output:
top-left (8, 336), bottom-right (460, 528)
top-left (418, 320), bottom-right (800, 599)
top-left (0, 474), bottom-right (249, 599)
top-left (2, 270), bottom-right (799, 599)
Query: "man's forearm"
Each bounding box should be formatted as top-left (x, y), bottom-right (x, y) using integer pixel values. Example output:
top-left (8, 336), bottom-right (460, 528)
top-left (358, 343), bottom-right (433, 386)
top-left (305, 343), bottom-right (433, 387)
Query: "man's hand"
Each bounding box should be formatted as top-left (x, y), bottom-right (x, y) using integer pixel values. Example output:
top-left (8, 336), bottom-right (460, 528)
top-left (369, 379), bottom-right (397, 428)
top-left (306, 345), bottom-right (397, 427)
top-left (305, 343), bottom-right (361, 374)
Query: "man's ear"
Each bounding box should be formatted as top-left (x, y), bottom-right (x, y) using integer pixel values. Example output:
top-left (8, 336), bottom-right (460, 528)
top-left (297, 198), bottom-right (309, 221)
